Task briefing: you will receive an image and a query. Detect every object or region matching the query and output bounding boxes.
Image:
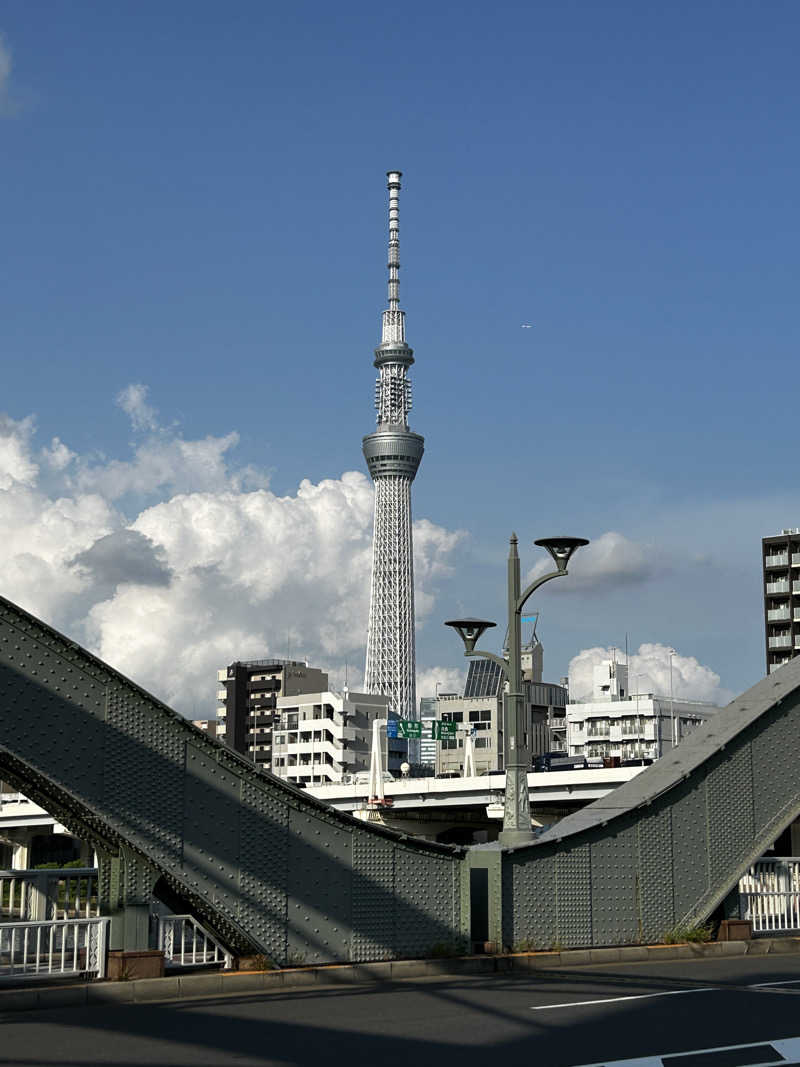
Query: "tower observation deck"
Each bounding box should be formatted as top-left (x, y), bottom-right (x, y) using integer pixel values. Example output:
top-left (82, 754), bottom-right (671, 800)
top-left (362, 171), bottom-right (424, 720)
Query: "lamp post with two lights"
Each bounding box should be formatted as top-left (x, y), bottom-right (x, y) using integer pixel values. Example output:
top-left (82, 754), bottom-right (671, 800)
top-left (445, 534), bottom-right (589, 847)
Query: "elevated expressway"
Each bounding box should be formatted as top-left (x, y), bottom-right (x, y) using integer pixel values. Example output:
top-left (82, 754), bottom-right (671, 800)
top-left (308, 767), bottom-right (644, 841)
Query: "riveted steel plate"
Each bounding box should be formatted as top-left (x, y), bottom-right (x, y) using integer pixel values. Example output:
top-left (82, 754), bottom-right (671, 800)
top-left (287, 808), bottom-right (352, 964)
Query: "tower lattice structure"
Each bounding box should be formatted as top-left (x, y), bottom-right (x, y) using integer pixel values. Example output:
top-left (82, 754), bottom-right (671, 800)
top-left (362, 171), bottom-right (424, 720)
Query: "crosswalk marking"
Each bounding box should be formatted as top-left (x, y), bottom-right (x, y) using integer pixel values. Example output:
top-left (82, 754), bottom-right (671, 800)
top-left (570, 1034), bottom-right (800, 1067)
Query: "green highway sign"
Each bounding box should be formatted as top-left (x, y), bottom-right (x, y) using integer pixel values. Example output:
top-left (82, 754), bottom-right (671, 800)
top-left (392, 720), bottom-right (459, 741)
top-left (429, 721), bottom-right (457, 740)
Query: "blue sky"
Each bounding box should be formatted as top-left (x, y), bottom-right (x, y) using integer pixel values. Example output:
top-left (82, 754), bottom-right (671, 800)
top-left (1, 2), bottom-right (798, 711)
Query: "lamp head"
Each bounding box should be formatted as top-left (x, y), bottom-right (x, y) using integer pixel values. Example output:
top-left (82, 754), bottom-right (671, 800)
top-left (444, 617), bottom-right (496, 654)
top-left (533, 536), bottom-right (590, 573)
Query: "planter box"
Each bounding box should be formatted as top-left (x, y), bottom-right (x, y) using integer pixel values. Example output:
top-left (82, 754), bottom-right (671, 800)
top-left (717, 919), bottom-right (752, 942)
top-left (107, 949), bottom-right (165, 980)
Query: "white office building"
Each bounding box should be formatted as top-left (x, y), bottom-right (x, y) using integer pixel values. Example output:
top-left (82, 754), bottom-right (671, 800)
top-left (566, 660), bottom-right (717, 761)
top-left (270, 690), bottom-right (406, 786)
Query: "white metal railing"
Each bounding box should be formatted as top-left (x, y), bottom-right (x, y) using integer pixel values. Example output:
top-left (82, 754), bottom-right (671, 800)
top-left (0, 918), bottom-right (108, 981)
top-left (768, 608), bottom-right (790, 621)
top-left (769, 636), bottom-right (792, 649)
top-left (158, 915), bottom-right (232, 969)
top-left (766, 581), bottom-right (790, 593)
top-left (0, 868), bottom-right (97, 922)
top-left (740, 858), bottom-right (800, 933)
top-left (765, 554), bottom-right (789, 568)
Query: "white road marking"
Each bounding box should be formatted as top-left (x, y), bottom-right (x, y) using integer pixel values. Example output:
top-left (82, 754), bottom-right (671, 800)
top-left (530, 987), bottom-right (714, 1010)
top-left (532, 976), bottom-right (800, 1013)
top-left (571, 1034), bottom-right (800, 1066)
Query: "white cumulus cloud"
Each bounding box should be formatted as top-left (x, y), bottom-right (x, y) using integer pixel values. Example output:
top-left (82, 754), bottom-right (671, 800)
top-left (568, 643), bottom-right (734, 706)
top-left (116, 383), bottom-right (159, 433)
top-left (416, 666), bottom-right (466, 701)
top-left (0, 390), bottom-right (464, 716)
top-left (527, 531), bottom-right (663, 593)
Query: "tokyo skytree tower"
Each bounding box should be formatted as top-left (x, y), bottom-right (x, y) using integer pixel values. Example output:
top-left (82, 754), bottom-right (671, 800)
top-left (362, 171), bottom-right (424, 720)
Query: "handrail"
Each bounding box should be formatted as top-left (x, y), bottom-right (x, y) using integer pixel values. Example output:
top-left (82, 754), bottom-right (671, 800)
top-left (0, 917), bottom-right (108, 980)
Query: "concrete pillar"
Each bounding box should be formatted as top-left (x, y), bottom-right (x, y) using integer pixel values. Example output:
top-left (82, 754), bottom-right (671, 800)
top-left (10, 833), bottom-right (32, 871)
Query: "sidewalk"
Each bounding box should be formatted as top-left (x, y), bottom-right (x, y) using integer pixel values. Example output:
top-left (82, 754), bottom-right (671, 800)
top-left (2, 936), bottom-right (799, 1014)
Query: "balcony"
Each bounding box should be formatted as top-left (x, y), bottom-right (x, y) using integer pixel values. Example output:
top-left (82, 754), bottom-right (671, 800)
top-left (768, 607), bottom-right (790, 621)
top-left (793, 554), bottom-right (800, 567)
top-left (766, 554), bottom-right (789, 568)
top-left (769, 635), bottom-right (792, 649)
top-left (586, 729), bottom-right (610, 739)
top-left (249, 714), bottom-right (275, 728)
top-left (767, 581), bottom-right (790, 594)
top-left (793, 582), bottom-right (800, 595)
top-left (770, 660), bottom-right (790, 673)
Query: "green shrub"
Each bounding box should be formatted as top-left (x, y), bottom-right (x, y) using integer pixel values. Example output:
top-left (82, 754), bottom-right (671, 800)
top-left (662, 922), bottom-right (713, 944)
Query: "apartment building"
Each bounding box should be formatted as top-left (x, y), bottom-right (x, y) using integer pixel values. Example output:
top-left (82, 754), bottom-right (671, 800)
top-left (216, 659), bottom-right (329, 770)
top-left (566, 661), bottom-right (716, 760)
top-left (762, 529), bottom-right (800, 674)
top-left (271, 690), bottom-right (405, 786)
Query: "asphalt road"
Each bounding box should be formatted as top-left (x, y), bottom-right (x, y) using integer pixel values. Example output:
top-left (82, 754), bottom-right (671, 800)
top-left (4, 954), bottom-right (800, 1067)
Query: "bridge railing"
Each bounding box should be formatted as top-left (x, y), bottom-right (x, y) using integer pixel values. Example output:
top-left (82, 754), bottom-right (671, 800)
top-left (158, 914), bottom-right (233, 969)
top-left (0, 917), bottom-right (108, 981)
top-left (740, 857), bottom-right (800, 933)
top-left (0, 868), bottom-right (97, 922)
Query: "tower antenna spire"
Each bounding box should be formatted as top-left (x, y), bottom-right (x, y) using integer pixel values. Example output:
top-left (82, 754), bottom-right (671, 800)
top-left (382, 170), bottom-right (405, 345)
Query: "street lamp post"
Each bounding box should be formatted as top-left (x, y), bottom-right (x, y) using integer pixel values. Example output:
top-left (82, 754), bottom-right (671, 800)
top-left (446, 534), bottom-right (588, 848)
top-left (668, 648), bottom-right (677, 749)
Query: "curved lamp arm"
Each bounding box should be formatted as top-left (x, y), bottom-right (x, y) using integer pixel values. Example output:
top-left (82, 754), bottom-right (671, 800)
top-left (463, 649), bottom-right (509, 678)
top-left (516, 568), bottom-right (567, 616)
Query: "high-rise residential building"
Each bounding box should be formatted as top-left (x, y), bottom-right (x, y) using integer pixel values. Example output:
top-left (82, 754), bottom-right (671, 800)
top-left (762, 529), bottom-right (800, 674)
top-left (363, 171), bottom-right (424, 721)
top-left (216, 659), bottom-right (328, 770)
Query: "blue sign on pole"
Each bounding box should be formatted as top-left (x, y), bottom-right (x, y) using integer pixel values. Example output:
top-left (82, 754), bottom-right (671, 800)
top-left (386, 720), bottom-right (398, 738)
